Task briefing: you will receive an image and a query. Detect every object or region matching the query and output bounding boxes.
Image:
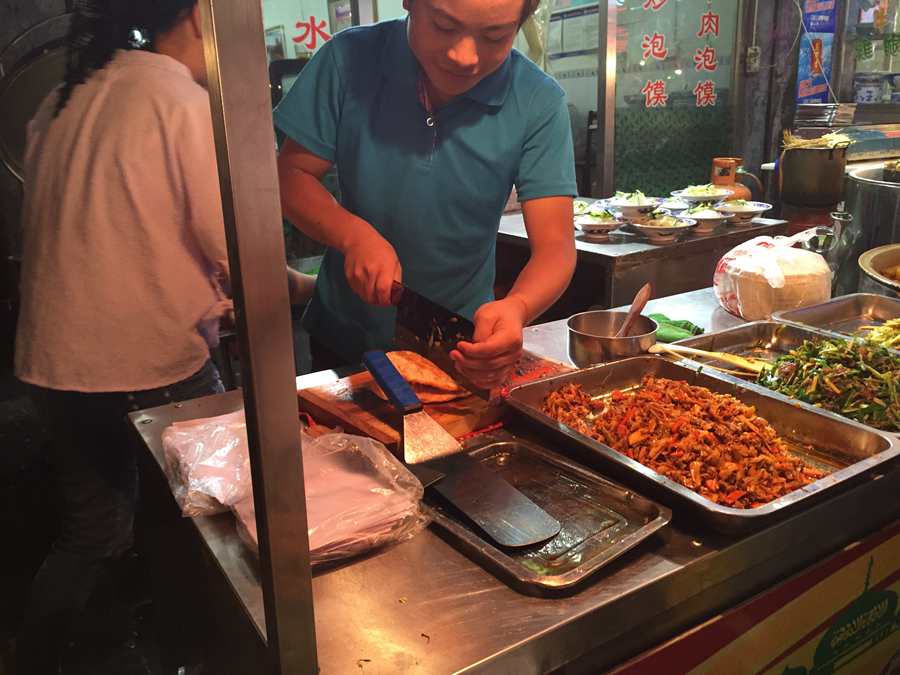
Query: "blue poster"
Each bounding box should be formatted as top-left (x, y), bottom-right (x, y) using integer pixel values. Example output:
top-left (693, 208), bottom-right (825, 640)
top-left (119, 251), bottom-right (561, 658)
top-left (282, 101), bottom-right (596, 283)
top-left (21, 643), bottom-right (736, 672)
top-left (797, 32), bottom-right (834, 103)
top-left (802, 0), bottom-right (837, 33)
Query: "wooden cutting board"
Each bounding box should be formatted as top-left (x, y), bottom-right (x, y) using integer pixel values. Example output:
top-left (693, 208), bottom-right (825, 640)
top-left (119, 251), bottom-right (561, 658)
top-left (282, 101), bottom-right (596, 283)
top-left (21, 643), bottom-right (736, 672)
top-left (297, 351), bottom-right (573, 449)
top-left (298, 370), bottom-right (503, 449)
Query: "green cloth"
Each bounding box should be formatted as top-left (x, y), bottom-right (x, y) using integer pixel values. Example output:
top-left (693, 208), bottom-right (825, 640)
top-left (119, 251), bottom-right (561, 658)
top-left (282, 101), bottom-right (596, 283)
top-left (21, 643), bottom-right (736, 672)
top-left (649, 313), bottom-right (704, 343)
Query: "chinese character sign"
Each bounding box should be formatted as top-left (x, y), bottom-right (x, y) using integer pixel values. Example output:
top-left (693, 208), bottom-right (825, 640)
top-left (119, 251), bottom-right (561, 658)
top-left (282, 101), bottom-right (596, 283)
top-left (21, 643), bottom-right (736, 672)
top-left (634, 2), bottom-right (723, 110)
top-left (293, 16), bottom-right (331, 51)
top-left (641, 80), bottom-right (668, 107)
top-left (693, 46), bottom-right (717, 71)
top-left (641, 32), bottom-right (668, 60)
top-left (693, 80), bottom-right (717, 107)
top-left (697, 11), bottom-right (719, 38)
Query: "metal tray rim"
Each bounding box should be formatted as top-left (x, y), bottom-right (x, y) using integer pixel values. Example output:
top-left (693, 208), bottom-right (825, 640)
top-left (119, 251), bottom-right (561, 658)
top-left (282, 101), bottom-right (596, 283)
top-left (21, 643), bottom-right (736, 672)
top-left (772, 293), bottom-right (900, 355)
top-left (506, 356), bottom-right (899, 523)
top-left (426, 436), bottom-right (672, 593)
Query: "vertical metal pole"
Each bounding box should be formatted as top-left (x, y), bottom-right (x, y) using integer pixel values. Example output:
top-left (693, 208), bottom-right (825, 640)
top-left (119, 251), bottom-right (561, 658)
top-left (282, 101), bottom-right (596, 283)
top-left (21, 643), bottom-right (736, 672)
top-left (731, 0), bottom-right (748, 158)
top-left (595, 0), bottom-right (617, 196)
top-left (198, 2), bottom-right (318, 673)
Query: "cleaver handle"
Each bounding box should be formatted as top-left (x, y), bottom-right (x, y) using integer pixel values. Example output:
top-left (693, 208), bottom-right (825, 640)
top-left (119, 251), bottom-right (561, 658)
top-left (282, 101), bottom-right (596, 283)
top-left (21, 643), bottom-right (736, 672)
top-left (362, 351), bottom-right (422, 415)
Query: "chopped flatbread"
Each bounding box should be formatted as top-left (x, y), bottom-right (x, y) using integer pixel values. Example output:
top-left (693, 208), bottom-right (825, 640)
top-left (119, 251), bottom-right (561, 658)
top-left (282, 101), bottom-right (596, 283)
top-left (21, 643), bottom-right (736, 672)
top-left (369, 351), bottom-right (467, 403)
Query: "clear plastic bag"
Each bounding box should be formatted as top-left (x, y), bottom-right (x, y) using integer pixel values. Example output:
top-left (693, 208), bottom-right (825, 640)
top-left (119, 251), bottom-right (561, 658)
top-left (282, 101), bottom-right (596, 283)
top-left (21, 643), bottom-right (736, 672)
top-left (713, 230), bottom-right (832, 320)
top-left (161, 410), bottom-right (251, 517)
top-left (232, 431), bottom-right (428, 565)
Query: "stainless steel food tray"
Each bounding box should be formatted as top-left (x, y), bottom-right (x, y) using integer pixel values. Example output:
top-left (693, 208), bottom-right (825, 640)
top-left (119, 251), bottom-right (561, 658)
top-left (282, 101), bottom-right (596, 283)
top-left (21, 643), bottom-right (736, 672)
top-left (773, 293), bottom-right (900, 348)
top-left (676, 322), bottom-right (899, 436)
top-left (506, 357), bottom-right (898, 534)
top-left (674, 321), bottom-right (833, 364)
top-left (425, 435), bottom-right (670, 596)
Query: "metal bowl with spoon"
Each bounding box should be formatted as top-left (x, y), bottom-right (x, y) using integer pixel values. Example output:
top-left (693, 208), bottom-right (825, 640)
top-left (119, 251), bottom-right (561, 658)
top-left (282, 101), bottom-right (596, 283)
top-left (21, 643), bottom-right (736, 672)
top-left (567, 284), bottom-right (657, 367)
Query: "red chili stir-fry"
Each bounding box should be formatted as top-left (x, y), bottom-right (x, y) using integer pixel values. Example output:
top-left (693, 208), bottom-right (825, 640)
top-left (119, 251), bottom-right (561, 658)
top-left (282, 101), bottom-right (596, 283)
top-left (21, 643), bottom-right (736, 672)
top-left (541, 377), bottom-right (825, 509)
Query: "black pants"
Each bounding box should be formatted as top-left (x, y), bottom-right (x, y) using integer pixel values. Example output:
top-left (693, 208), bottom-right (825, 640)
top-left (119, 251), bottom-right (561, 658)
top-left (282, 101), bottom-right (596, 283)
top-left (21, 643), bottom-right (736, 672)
top-left (17, 360), bottom-right (224, 675)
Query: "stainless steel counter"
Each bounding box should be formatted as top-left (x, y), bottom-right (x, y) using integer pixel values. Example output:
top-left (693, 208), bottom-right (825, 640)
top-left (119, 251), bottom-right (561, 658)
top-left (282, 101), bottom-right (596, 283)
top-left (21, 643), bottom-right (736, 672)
top-left (129, 288), bottom-right (900, 674)
top-left (496, 214), bottom-right (786, 316)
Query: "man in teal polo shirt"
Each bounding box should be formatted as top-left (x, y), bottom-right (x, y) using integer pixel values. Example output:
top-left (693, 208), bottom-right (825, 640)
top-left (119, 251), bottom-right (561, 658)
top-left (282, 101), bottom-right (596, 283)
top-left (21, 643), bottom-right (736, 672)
top-left (276, 0), bottom-right (576, 388)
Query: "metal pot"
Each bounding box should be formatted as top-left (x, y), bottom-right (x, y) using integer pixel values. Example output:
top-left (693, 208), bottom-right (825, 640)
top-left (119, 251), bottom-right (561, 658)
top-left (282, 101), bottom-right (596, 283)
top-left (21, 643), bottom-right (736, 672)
top-left (567, 311), bottom-right (658, 367)
top-left (779, 144), bottom-right (849, 207)
top-left (858, 244), bottom-right (900, 299)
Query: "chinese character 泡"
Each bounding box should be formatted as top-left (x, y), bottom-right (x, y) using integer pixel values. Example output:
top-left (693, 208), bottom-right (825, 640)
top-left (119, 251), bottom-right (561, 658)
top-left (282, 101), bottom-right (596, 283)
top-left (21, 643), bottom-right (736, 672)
top-left (693, 46), bottom-right (718, 71)
top-left (641, 32), bottom-right (669, 61)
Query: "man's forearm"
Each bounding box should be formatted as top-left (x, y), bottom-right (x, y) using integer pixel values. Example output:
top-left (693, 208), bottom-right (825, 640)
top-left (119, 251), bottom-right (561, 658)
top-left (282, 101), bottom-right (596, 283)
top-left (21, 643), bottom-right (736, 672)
top-left (506, 245), bottom-right (576, 324)
top-left (278, 166), bottom-right (372, 254)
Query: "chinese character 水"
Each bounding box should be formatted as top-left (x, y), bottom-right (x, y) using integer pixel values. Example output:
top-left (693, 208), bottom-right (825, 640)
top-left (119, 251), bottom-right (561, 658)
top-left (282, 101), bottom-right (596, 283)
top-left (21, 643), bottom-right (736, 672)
top-left (693, 46), bottom-right (718, 71)
top-left (693, 80), bottom-right (717, 107)
top-left (641, 32), bottom-right (669, 61)
top-left (641, 80), bottom-right (668, 107)
top-left (293, 16), bottom-right (331, 51)
top-left (697, 11), bottom-right (720, 39)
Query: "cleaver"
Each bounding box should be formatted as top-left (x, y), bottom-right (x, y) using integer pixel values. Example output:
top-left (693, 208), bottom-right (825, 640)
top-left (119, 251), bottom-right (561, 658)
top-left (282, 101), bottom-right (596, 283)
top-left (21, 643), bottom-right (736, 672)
top-left (390, 282), bottom-right (490, 399)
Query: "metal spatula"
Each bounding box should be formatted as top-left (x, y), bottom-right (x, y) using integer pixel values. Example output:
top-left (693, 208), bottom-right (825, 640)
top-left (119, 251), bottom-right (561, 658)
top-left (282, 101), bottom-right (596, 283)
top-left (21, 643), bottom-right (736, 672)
top-left (363, 351), bottom-right (561, 548)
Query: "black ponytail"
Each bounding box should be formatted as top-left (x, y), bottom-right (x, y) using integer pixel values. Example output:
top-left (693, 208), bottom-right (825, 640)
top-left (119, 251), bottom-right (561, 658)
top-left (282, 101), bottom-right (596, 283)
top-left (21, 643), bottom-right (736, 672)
top-left (55, 0), bottom-right (198, 117)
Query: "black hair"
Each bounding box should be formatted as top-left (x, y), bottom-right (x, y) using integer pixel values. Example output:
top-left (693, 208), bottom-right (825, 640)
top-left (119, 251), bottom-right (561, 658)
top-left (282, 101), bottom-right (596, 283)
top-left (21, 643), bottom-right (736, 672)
top-left (55, 0), bottom-right (198, 116)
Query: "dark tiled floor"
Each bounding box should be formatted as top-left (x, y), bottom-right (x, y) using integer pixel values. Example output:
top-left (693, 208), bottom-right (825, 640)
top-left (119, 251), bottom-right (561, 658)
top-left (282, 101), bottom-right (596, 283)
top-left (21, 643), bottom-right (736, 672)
top-left (0, 357), bottom-right (180, 675)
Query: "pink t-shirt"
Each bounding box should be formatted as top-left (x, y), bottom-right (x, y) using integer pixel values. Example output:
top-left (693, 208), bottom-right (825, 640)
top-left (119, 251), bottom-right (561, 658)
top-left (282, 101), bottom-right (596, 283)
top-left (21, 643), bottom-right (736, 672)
top-left (15, 50), bottom-right (230, 392)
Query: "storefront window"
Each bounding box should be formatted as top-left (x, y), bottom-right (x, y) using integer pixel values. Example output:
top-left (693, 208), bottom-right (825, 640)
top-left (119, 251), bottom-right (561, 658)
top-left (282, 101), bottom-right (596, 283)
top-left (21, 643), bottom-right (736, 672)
top-left (613, 0), bottom-right (738, 195)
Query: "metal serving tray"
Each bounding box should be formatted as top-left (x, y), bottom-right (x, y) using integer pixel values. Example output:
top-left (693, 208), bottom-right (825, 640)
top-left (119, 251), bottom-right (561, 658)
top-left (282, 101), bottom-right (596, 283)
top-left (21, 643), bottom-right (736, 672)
top-left (674, 321), bottom-right (834, 364)
top-left (773, 293), bottom-right (900, 346)
top-left (425, 435), bottom-right (670, 597)
top-left (506, 357), bottom-right (898, 534)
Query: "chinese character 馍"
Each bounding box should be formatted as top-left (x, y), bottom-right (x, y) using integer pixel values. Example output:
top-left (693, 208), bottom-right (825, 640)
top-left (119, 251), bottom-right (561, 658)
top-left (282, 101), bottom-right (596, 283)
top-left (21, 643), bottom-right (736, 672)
top-left (693, 80), bottom-right (717, 107)
top-left (641, 80), bottom-right (669, 107)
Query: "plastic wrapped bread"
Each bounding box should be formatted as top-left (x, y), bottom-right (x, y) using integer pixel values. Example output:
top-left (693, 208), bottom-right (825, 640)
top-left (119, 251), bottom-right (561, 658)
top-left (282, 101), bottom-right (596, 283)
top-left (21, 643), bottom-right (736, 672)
top-left (714, 232), bottom-right (832, 320)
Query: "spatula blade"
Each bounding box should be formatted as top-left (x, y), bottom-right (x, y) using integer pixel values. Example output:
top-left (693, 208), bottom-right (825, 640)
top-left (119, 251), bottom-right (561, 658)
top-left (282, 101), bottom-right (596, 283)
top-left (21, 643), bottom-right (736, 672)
top-left (432, 454), bottom-right (562, 548)
top-left (402, 410), bottom-right (464, 464)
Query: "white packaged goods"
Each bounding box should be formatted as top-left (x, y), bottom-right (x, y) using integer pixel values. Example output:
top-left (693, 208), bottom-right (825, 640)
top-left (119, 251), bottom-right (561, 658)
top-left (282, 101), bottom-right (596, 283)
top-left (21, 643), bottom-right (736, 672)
top-left (162, 411), bottom-right (427, 564)
top-left (714, 231), bottom-right (832, 320)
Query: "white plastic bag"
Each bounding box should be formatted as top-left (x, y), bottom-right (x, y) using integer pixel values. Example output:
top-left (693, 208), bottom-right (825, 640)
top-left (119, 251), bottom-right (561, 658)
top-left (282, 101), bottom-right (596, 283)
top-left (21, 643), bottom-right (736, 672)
top-left (232, 431), bottom-right (427, 564)
top-left (162, 410), bottom-right (427, 563)
top-left (713, 230), bottom-right (832, 320)
top-left (161, 410), bottom-right (251, 517)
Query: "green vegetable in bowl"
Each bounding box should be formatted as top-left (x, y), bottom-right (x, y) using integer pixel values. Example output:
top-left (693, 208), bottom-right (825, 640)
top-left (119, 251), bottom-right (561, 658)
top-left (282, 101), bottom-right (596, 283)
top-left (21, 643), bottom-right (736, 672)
top-left (684, 202), bottom-right (719, 217)
top-left (682, 183), bottom-right (723, 196)
top-left (729, 199), bottom-right (749, 207)
top-left (612, 190), bottom-right (652, 205)
top-left (757, 338), bottom-right (900, 431)
top-left (574, 200), bottom-right (591, 215)
top-left (586, 206), bottom-right (617, 220)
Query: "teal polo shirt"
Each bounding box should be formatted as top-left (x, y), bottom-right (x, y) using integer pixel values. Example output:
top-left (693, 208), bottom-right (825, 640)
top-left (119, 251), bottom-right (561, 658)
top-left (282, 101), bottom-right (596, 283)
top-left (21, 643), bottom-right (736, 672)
top-left (274, 19), bottom-right (576, 361)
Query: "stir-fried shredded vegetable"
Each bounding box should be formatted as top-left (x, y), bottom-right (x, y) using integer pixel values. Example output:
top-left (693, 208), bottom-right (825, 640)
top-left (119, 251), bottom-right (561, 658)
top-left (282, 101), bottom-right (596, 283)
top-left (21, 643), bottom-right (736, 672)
top-left (757, 338), bottom-right (900, 432)
top-left (541, 377), bottom-right (824, 509)
top-left (859, 318), bottom-right (900, 350)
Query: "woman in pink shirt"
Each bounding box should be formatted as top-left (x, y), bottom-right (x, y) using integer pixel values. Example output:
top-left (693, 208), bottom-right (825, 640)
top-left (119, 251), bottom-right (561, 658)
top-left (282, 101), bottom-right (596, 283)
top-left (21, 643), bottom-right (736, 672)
top-left (14, 2), bottom-right (239, 672)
